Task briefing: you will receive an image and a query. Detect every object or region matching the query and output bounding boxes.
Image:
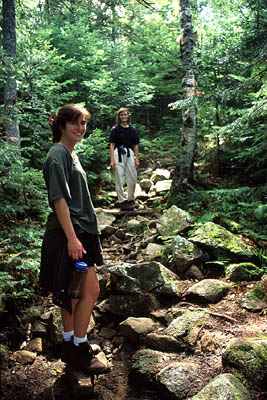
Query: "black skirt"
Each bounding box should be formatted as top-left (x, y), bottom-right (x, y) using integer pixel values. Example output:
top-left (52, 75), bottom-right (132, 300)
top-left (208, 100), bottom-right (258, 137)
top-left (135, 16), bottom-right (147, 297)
top-left (39, 226), bottom-right (104, 313)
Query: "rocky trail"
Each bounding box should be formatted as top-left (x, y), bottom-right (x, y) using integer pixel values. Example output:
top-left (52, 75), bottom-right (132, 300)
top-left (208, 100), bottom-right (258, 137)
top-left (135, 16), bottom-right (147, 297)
top-left (1, 166), bottom-right (267, 400)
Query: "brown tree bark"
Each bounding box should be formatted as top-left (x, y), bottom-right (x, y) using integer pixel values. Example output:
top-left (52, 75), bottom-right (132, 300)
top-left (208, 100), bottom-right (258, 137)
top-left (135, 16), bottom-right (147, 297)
top-left (168, 0), bottom-right (197, 202)
top-left (2, 0), bottom-right (20, 146)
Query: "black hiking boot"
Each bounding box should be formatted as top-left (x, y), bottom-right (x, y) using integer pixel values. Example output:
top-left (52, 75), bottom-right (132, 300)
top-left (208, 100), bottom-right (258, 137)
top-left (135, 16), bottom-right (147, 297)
top-left (66, 342), bottom-right (110, 376)
top-left (61, 338), bottom-right (100, 363)
top-left (128, 200), bottom-right (138, 208)
top-left (120, 200), bottom-right (134, 211)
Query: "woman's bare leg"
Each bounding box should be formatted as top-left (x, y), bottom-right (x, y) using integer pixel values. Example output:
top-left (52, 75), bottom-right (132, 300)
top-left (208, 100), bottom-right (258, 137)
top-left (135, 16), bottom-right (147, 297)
top-left (73, 267), bottom-right (99, 337)
top-left (61, 298), bottom-right (78, 332)
top-left (61, 267), bottom-right (99, 337)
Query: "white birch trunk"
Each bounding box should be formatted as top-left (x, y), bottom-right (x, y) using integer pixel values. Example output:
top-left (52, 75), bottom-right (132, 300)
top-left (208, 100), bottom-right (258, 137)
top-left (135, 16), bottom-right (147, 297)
top-left (169, 0), bottom-right (197, 200)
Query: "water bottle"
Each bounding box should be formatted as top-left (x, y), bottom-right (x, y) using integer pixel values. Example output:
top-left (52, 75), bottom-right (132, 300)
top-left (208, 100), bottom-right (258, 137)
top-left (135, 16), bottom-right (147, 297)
top-left (68, 260), bottom-right (88, 299)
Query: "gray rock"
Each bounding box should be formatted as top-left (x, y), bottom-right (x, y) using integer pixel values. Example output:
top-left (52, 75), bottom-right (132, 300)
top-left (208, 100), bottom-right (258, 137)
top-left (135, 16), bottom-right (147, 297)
top-left (109, 293), bottom-right (160, 317)
top-left (49, 307), bottom-right (64, 345)
top-left (120, 317), bottom-right (158, 343)
top-left (171, 235), bottom-right (205, 273)
top-left (135, 183), bottom-right (150, 200)
top-left (157, 361), bottom-right (199, 399)
top-left (32, 320), bottom-right (47, 334)
top-left (95, 208), bottom-right (116, 232)
top-left (145, 243), bottom-right (164, 259)
top-left (186, 279), bottom-right (229, 303)
top-left (140, 178), bottom-right (153, 192)
top-left (225, 263), bottom-right (258, 281)
top-left (157, 205), bottom-right (193, 236)
top-left (155, 180), bottom-right (172, 193)
top-left (98, 327), bottom-right (117, 340)
top-left (127, 219), bottom-right (142, 232)
top-left (154, 280), bottom-right (183, 298)
top-left (108, 261), bottom-right (179, 294)
top-left (101, 225), bottom-right (117, 236)
top-left (115, 229), bottom-right (125, 240)
top-left (238, 284), bottom-right (267, 311)
top-left (185, 265), bottom-right (204, 280)
top-left (191, 373), bottom-right (252, 400)
top-left (130, 348), bottom-right (167, 385)
top-left (165, 310), bottom-right (207, 338)
top-left (152, 168), bottom-right (171, 183)
top-left (145, 332), bottom-right (187, 353)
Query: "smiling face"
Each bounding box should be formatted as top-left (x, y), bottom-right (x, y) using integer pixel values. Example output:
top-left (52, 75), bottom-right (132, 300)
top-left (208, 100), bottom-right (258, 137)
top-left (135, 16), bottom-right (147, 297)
top-left (119, 110), bottom-right (129, 124)
top-left (115, 107), bottom-right (130, 125)
top-left (60, 114), bottom-right (87, 149)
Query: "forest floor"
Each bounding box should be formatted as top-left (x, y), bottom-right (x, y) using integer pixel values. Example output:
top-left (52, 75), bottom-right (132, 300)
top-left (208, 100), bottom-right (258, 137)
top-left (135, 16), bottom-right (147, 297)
top-left (1, 175), bottom-right (267, 400)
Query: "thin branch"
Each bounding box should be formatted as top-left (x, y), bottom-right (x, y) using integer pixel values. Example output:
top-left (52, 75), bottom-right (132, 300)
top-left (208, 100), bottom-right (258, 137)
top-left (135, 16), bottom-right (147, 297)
top-left (179, 302), bottom-right (239, 323)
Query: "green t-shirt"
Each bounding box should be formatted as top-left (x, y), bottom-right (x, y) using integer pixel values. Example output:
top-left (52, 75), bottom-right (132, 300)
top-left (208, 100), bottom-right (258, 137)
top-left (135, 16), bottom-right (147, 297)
top-left (43, 144), bottom-right (100, 235)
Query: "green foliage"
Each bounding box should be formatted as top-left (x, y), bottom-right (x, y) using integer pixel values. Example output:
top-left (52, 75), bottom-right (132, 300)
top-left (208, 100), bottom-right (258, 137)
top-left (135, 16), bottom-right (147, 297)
top-left (0, 344), bottom-right (9, 361)
top-left (0, 143), bottom-right (49, 224)
top-left (167, 185), bottom-right (267, 240)
top-left (0, 223), bottom-right (43, 309)
top-left (75, 129), bottom-right (111, 194)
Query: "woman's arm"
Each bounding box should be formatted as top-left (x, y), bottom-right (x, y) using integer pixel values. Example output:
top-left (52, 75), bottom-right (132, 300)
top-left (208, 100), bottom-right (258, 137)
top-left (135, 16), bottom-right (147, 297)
top-left (109, 142), bottom-right (116, 170)
top-left (133, 144), bottom-right (140, 168)
top-left (53, 197), bottom-right (86, 260)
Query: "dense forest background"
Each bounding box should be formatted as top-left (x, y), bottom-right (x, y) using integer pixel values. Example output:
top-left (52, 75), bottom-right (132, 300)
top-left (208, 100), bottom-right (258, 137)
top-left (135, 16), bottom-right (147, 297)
top-left (0, 0), bottom-right (266, 330)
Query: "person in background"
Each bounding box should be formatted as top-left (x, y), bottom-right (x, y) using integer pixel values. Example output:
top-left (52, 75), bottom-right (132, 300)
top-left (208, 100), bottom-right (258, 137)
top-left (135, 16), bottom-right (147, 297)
top-left (39, 104), bottom-right (109, 376)
top-left (109, 107), bottom-right (140, 211)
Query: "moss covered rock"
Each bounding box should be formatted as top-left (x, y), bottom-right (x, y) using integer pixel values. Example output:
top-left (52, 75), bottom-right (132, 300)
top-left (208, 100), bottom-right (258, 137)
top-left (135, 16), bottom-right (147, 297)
top-left (189, 222), bottom-right (256, 262)
top-left (222, 338), bottom-right (267, 389)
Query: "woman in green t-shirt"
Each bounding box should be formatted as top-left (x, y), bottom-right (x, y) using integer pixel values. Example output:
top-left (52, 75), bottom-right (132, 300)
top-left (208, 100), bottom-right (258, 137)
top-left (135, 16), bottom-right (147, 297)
top-left (40, 104), bottom-right (109, 376)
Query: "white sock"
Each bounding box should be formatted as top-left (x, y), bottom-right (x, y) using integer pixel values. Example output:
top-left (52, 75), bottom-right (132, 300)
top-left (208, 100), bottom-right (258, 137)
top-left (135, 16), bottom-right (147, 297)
top-left (74, 335), bottom-right (87, 346)
top-left (63, 330), bottom-right (74, 342)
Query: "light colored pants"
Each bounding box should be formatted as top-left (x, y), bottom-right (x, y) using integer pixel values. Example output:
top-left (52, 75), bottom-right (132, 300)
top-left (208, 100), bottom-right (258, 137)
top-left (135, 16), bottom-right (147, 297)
top-left (113, 148), bottom-right (137, 203)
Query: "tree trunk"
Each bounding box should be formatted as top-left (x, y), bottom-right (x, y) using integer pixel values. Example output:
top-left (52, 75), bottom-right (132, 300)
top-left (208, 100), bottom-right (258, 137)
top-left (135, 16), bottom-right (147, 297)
top-left (168, 0), bottom-right (197, 202)
top-left (2, 0), bottom-right (20, 146)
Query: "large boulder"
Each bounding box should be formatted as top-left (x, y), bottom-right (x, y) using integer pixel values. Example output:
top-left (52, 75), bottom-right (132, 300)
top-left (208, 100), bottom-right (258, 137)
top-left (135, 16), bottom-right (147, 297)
top-left (108, 261), bottom-right (180, 294)
top-left (189, 222), bottom-right (256, 262)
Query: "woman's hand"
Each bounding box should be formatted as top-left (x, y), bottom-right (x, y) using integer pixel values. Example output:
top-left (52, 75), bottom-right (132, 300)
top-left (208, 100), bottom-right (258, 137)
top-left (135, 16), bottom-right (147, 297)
top-left (67, 237), bottom-right (86, 261)
top-left (110, 160), bottom-right (116, 170)
top-left (135, 159), bottom-right (140, 168)
top-left (53, 197), bottom-right (87, 260)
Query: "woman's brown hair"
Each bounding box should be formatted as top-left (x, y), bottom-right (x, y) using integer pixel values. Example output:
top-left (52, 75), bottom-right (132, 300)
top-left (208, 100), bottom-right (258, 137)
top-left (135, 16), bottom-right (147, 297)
top-left (48, 104), bottom-right (90, 143)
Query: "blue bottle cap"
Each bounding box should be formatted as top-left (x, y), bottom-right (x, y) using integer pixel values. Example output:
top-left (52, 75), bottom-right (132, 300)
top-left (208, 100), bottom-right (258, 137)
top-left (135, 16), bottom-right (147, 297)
top-left (74, 260), bottom-right (88, 271)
